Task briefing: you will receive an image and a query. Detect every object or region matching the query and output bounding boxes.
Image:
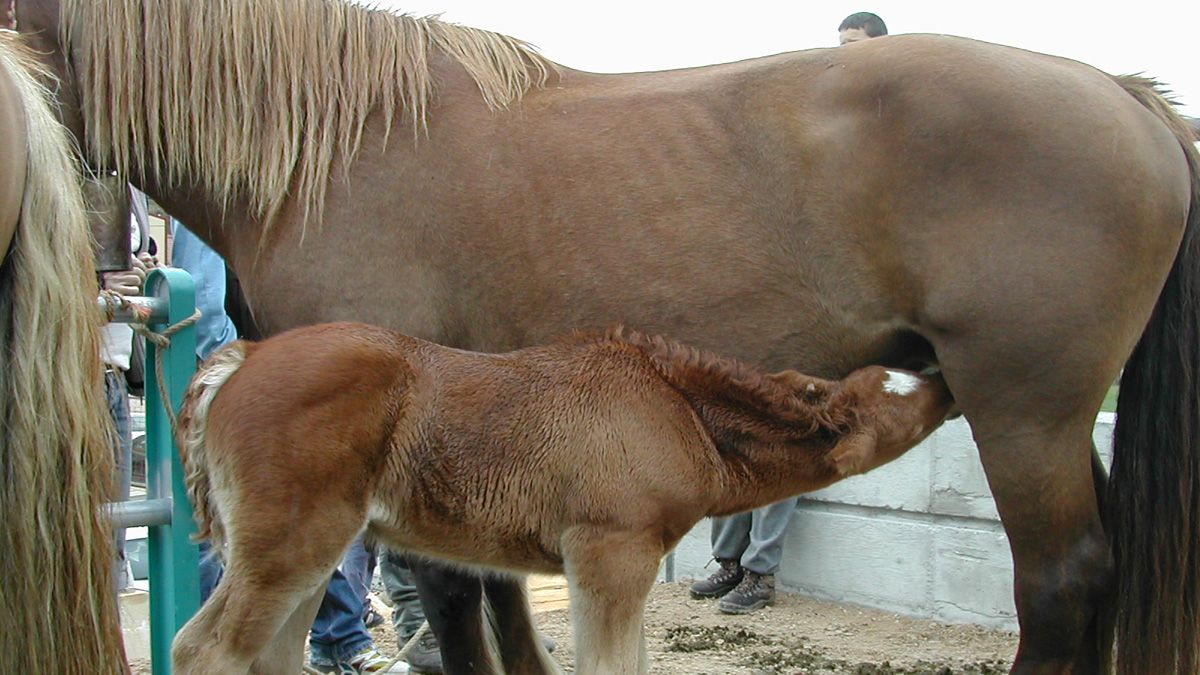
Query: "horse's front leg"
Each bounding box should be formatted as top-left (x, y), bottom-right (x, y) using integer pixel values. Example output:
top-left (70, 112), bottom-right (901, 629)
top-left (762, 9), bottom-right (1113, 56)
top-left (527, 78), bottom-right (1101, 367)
top-left (562, 527), bottom-right (662, 675)
top-left (410, 559), bottom-right (503, 675)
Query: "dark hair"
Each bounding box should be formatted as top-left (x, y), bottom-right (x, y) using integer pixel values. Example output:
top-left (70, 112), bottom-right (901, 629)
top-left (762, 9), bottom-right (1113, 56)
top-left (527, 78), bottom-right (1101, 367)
top-left (838, 12), bottom-right (888, 37)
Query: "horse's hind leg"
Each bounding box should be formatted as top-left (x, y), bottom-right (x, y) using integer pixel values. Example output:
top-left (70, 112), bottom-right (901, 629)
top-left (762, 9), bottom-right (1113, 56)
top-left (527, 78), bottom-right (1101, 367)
top-left (174, 529), bottom-right (364, 675)
top-left (562, 528), bottom-right (661, 675)
top-left (973, 419), bottom-right (1112, 674)
top-left (411, 560), bottom-right (503, 675)
top-left (484, 576), bottom-right (560, 674)
top-left (249, 578), bottom-right (330, 674)
top-left (173, 560), bottom-right (329, 674)
top-left (940, 340), bottom-right (1121, 674)
top-left (172, 498), bottom-right (369, 673)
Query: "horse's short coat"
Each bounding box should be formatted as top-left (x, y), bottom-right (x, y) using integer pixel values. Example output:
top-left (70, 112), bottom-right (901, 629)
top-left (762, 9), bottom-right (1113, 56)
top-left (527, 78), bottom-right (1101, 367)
top-left (14, 1), bottom-right (1200, 671)
top-left (171, 323), bottom-right (954, 674)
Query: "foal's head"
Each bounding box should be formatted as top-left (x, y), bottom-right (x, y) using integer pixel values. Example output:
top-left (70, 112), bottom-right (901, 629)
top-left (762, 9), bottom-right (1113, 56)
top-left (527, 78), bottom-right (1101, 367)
top-left (822, 367), bottom-right (954, 476)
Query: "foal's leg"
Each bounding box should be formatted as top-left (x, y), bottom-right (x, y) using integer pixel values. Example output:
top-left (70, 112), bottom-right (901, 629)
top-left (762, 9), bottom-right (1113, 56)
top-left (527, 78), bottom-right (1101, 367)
top-left (172, 507), bottom-right (369, 674)
top-left (410, 560), bottom-right (503, 675)
top-left (484, 576), bottom-right (561, 674)
top-left (249, 579), bottom-right (329, 674)
top-left (562, 528), bottom-right (662, 675)
top-left (173, 556), bottom-right (336, 674)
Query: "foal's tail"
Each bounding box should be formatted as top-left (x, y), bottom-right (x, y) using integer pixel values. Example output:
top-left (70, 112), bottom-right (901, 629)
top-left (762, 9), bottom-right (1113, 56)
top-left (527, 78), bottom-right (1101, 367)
top-left (1109, 76), bottom-right (1200, 675)
top-left (0, 33), bottom-right (128, 675)
top-left (177, 340), bottom-right (251, 554)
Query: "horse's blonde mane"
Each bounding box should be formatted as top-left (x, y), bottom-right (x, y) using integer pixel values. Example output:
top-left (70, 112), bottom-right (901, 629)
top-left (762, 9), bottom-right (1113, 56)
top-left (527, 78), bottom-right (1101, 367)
top-left (62, 0), bottom-right (554, 228)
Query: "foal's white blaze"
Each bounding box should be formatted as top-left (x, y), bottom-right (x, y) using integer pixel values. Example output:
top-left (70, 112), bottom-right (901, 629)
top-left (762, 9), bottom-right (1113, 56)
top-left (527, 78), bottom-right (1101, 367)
top-left (883, 370), bottom-right (922, 396)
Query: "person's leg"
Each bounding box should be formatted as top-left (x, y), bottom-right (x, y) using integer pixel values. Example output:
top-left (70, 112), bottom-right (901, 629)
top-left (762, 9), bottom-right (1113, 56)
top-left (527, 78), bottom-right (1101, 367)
top-left (309, 567), bottom-right (377, 669)
top-left (719, 497), bottom-right (799, 614)
top-left (709, 512), bottom-right (752, 562)
top-left (689, 512), bottom-right (752, 598)
top-left (739, 497), bottom-right (799, 575)
top-left (341, 533), bottom-right (376, 622)
top-left (197, 540), bottom-right (224, 603)
top-left (380, 551), bottom-right (442, 673)
top-left (105, 371), bottom-right (133, 592)
top-left (380, 550), bottom-right (426, 640)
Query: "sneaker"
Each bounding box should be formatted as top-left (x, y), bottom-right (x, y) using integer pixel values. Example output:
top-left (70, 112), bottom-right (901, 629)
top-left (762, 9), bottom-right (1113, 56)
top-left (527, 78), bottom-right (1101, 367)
top-left (308, 653), bottom-right (339, 674)
top-left (363, 607), bottom-right (385, 629)
top-left (402, 630), bottom-right (443, 674)
top-left (341, 646), bottom-right (393, 674)
top-left (689, 558), bottom-right (744, 599)
top-left (717, 571), bottom-right (775, 614)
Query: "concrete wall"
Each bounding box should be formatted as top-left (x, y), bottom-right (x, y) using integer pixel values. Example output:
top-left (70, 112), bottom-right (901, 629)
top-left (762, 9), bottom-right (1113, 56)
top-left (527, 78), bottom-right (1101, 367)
top-left (667, 414), bottom-right (1116, 631)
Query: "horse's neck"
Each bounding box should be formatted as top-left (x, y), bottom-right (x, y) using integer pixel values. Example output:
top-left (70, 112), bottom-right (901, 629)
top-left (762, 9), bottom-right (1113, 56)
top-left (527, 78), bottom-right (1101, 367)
top-left (683, 385), bottom-right (845, 516)
top-left (135, 173), bottom-right (262, 269)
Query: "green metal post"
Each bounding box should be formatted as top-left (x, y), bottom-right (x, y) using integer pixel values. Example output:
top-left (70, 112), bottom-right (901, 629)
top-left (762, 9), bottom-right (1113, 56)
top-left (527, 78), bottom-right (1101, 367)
top-left (143, 268), bottom-right (200, 675)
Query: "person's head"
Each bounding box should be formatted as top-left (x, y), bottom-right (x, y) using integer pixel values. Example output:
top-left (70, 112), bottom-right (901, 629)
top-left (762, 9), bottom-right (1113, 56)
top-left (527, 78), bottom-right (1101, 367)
top-left (838, 12), bottom-right (888, 45)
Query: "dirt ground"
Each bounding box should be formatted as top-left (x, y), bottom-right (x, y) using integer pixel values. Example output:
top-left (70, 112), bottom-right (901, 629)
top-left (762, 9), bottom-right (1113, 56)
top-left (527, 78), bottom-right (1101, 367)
top-left (535, 582), bottom-right (1015, 674)
top-left (369, 581), bottom-right (1016, 674)
top-left (131, 581), bottom-right (1017, 674)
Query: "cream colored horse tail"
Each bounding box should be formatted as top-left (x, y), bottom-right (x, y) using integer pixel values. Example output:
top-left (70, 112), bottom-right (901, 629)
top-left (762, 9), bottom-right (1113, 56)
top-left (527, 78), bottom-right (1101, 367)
top-left (177, 341), bottom-right (249, 553)
top-left (0, 33), bottom-right (128, 674)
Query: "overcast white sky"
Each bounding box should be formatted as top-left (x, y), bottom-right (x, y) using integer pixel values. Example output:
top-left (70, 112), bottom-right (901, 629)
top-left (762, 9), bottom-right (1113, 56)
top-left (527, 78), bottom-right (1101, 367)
top-left (370, 1), bottom-right (1197, 117)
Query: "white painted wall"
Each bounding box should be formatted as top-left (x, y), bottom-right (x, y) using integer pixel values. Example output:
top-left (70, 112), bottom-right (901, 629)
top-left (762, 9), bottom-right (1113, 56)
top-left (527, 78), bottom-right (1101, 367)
top-left (667, 414), bottom-right (1116, 630)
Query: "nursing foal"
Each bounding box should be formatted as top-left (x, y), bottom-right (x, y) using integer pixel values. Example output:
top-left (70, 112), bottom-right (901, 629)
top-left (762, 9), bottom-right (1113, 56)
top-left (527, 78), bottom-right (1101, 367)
top-left (172, 322), bottom-right (954, 674)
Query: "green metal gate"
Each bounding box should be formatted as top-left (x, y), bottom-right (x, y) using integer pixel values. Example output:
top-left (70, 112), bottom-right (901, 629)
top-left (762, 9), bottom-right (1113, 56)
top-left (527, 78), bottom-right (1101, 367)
top-left (102, 267), bottom-right (200, 675)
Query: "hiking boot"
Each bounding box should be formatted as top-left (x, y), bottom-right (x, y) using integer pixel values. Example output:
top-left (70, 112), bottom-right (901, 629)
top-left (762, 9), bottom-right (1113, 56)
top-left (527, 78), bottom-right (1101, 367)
top-left (718, 571), bottom-right (775, 614)
top-left (403, 629), bottom-right (443, 673)
top-left (689, 558), bottom-right (744, 599)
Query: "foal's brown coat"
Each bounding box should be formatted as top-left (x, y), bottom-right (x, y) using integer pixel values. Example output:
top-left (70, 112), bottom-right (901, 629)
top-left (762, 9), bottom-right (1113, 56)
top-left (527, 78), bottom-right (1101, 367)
top-left (172, 323), bottom-right (953, 674)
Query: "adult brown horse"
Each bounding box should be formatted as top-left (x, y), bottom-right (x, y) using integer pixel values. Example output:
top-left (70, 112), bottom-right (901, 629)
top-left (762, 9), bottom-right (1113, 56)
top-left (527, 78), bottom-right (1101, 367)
top-left (13, 0), bottom-right (1200, 672)
top-left (170, 323), bottom-right (956, 674)
top-left (0, 28), bottom-right (127, 675)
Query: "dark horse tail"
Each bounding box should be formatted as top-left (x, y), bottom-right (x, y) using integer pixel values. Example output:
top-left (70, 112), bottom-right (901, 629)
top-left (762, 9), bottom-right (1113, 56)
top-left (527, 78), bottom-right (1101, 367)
top-left (1110, 76), bottom-right (1200, 675)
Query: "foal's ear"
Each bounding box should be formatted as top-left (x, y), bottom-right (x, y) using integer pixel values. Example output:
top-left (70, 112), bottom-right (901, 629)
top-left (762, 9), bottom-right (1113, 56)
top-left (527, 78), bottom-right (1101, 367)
top-left (828, 431), bottom-right (877, 477)
top-left (768, 370), bottom-right (829, 396)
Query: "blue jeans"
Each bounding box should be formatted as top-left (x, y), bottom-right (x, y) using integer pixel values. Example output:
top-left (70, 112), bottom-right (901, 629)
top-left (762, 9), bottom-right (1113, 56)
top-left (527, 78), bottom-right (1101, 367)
top-left (309, 536), bottom-right (376, 663)
top-left (198, 541), bottom-right (223, 602)
top-left (340, 533), bottom-right (377, 615)
top-left (105, 371), bottom-right (132, 591)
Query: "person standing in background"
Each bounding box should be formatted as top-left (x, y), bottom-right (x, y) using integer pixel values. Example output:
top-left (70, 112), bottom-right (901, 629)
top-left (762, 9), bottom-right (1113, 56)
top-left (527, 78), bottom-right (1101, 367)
top-left (837, 12), bottom-right (888, 45)
top-left (100, 186), bottom-right (154, 592)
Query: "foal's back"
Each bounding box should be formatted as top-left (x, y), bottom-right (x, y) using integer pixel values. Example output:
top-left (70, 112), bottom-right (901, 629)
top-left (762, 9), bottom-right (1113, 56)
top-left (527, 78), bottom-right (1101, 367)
top-left (374, 328), bottom-right (720, 572)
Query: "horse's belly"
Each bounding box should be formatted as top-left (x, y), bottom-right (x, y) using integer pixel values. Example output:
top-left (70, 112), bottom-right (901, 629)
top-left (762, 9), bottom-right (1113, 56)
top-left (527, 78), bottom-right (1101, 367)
top-left (367, 492), bottom-right (567, 575)
top-left (369, 520), bottom-right (565, 575)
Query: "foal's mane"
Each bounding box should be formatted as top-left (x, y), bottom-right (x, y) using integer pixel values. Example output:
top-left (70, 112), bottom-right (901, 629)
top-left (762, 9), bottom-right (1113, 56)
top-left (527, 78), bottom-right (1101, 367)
top-left (61, 0), bottom-right (554, 228)
top-left (600, 327), bottom-right (857, 438)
